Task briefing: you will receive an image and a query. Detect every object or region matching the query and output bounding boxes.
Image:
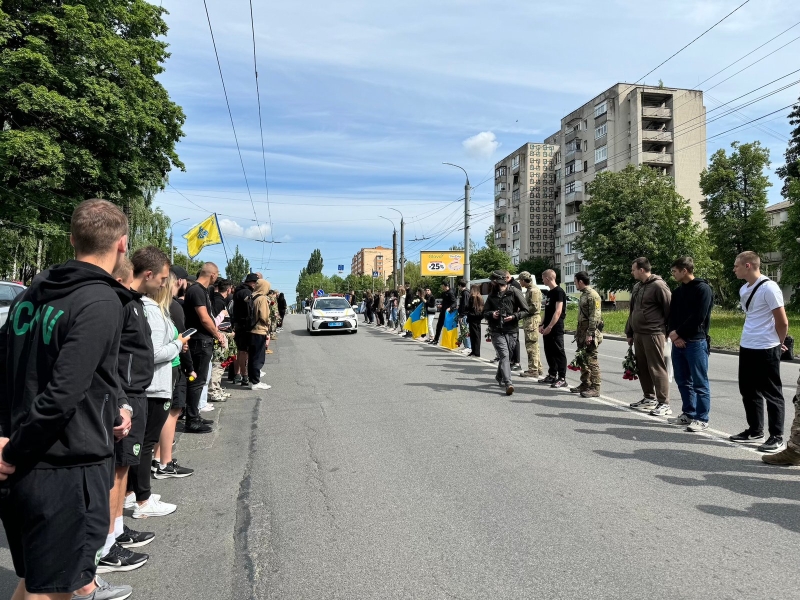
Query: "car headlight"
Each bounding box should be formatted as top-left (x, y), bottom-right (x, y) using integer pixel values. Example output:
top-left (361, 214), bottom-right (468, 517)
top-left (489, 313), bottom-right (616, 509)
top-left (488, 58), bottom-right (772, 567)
top-left (345, 309), bottom-right (354, 316)
top-left (312, 310), bottom-right (324, 319)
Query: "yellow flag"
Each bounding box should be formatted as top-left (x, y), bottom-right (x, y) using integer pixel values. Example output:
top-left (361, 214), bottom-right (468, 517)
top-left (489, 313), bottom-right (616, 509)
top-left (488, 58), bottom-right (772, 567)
top-left (184, 214), bottom-right (223, 258)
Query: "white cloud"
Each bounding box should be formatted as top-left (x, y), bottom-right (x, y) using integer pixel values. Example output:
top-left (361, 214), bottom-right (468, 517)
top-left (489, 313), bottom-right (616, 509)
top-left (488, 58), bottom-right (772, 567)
top-left (245, 223), bottom-right (271, 240)
top-left (462, 131), bottom-right (500, 160)
top-left (218, 218), bottom-right (271, 241)
top-left (218, 218), bottom-right (244, 237)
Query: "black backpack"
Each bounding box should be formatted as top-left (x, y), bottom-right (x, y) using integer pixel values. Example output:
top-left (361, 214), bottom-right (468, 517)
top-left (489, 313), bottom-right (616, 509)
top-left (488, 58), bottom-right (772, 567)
top-left (244, 295), bottom-right (259, 330)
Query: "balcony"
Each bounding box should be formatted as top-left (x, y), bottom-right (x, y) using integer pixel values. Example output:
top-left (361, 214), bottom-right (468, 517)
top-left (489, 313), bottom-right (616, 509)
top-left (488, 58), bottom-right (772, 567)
top-left (495, 231), bottom-right (508, 240)
top-left (495, 221), bottom-right (507, 231)
top-left (495, 198), bottom-right (507, 209)
top-left (642, 151), bottom-right (673, 166)
top-left (642, 130), bottom-right (673, 143)
top-left (642, 107), bottom-right (672, 120)
top-left (564, 129), bottom-right (578, 143)
top-left (565, 191), bottom-right (585, 206)
top-left (495, 174), bottom-right (508, 183)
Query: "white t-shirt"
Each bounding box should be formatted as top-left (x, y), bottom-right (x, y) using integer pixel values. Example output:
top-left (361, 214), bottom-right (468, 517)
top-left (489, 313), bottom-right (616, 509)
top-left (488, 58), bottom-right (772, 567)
top-left (740, 276), bottom-right (784, 349)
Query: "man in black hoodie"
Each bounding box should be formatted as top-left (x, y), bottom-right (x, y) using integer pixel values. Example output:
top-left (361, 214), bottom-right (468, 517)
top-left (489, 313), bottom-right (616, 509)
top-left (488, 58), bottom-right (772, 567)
top-left (666, 256), bottom-right (714, 433)
top-left (232, 274), bottom-right (258, 384)
top-left (483, 270), bottom-right (529, 396)
top-left (0, 199), bottom-right (130, 598)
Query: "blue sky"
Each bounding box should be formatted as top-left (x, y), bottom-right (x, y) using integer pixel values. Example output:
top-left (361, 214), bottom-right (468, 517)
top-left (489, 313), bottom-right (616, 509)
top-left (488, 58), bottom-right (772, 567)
top-left (155, 0), bottom-right (798, 292)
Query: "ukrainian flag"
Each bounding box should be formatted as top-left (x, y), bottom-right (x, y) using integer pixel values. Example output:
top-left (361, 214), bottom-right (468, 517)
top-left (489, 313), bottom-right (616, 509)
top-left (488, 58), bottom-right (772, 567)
top-left (440, 310), bottom-right (459, 350)
top-left (404, 303), bottom-right (428, 339)
top-left (184, 214), bottom-right (223, 259)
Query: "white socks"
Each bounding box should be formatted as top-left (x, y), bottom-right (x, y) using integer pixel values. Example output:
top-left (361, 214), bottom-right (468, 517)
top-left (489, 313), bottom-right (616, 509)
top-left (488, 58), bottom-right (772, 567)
top-left (114, 516), bottom-right (123, 537)
top-left (102, 533), bottom-right (116, 557)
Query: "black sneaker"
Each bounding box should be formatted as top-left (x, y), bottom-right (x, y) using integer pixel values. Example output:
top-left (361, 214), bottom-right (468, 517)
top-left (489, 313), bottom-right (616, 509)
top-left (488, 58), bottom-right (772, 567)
top-left (511, 363), bottom-right (522, 371)
top-left (729, 430), bottom-right (765, 444)
top-left (539, 375), bottom-right (556, 385)
top-left (757, 435), bottom-right (784, 453)
top-left (96, 543), bottom-right (149, 573)
top-left (184, 422), bottom-right (213, 434)
top-left (116, 525), bottom-right (155, 549)
top-left (551, 379), bottom-right (568, 389)
top-left (154, 459), bottom-right (195, 479)
top-left (150, 459), bottom-right (158, 473)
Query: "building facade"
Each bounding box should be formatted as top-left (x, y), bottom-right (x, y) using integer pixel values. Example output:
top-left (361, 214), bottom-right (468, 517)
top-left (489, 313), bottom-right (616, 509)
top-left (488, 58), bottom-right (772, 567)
top-left (351, 246), bottom-right (394, 281)
top-left (545, 83), bottom-right (706, 293)
top-left (493, 143), bottom-right (558, 266)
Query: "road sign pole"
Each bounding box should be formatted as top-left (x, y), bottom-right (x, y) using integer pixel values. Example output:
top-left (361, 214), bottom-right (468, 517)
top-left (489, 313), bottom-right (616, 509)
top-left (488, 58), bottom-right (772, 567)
top-left (392, 229), bottom-right (398, 290)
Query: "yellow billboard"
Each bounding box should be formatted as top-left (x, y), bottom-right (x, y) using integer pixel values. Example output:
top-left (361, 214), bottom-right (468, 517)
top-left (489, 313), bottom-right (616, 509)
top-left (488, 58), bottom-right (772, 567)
top-left (420, 251), bottom-right (465, 276)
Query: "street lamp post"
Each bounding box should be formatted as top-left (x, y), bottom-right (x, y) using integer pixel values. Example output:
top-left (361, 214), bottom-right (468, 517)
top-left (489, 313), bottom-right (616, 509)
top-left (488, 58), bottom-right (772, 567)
top-left (443, 163), bottom-right (470, 284)
top-left (169, 218), bottom-right (190, 264)
top-left (389, 208), bottom-right (405, 288)
top-left (379, 215), bottom-right (398, 289)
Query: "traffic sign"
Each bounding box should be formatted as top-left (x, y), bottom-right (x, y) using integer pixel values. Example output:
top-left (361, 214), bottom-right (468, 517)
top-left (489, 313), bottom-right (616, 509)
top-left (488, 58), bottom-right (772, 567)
top-left (316, 289), bottom-right (325, 297)
top-left (338, 264), bottom-right (344, 273)
top-left (372, 271), bottom-right (379, 278)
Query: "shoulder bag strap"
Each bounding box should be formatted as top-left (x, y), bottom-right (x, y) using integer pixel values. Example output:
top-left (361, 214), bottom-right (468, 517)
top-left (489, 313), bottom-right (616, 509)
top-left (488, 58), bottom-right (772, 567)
top-left (745, 278), bottom-right (769, 312)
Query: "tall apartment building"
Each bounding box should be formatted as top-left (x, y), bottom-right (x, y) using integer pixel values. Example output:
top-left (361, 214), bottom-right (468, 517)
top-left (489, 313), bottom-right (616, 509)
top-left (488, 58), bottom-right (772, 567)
top-left (351, 246), bottom-right (394, 281)
top-left (493, 143), bottom-right (558, 266)
top-left (544, 83), bottom-right (706, 293)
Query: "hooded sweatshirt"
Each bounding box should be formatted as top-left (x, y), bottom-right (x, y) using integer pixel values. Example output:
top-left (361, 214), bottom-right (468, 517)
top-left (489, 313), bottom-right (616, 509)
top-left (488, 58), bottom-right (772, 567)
top-left (625, 275), bottom-right (672, 338)
top-left (668, 278), bottom-right (713, 342)
top-left (251, 279), bottom-right (272, 335)
top-left (143, 297), bottom-right (181, 399)
top-left (483, 286), bottom-right (530, 333)
top-left (116, 288), bottom-right (154, 397)
top-left (0, 260), bottom-right (126, 470)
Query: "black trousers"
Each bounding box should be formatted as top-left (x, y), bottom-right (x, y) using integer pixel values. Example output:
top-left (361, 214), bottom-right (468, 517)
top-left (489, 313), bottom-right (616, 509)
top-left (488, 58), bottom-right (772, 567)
top-left (130, 397), bottom-right (171, 501)
top-left (187, 339), bottom-right (213, 424)
top-left (468, 321), bottom-right (482, 357)
top-left (433, 312), bottom-right (446, 343)
top-left (248, 333), bottom-right (267, 384)
top-left (739, 346), bottom-right (785, 437)
top-left (512, 333), bottom-right (520, 364)
top-left (543, 330), bottom-right (566, 379)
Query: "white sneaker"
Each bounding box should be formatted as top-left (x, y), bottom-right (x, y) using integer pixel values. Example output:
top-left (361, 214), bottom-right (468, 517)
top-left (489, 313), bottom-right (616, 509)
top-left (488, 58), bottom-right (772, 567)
top-left (686, 420), bottom-right (709, 432)
top-left (668, 413), bottom-right (692, 426)
top-left (126, 493), bottom-right (159, 510)
top-left (252, 382), bottom-right (272, 390)
top-left (200, 405), bottom-right (215, 412)
top-left (650, 403), bottom-right (673, 417)
top-left (260, 370), bottom-right (266, 377)
top-left (132, 496), bottom-right (176, 519)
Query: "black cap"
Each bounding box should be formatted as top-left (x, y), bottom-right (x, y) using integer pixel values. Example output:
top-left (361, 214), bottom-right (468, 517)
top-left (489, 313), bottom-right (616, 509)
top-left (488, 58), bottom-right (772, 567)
top-left (244, 273), bottom-right (259, 283)
top-left (187, 274), bottom-right (197, 282)
top-left (170, 265), bottom-right (189, 280)
top-left (490, 270), bottom-right (507, 282)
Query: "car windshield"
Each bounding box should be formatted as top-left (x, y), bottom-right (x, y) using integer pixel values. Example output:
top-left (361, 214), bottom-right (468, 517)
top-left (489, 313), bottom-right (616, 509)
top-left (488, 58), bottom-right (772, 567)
top-left (314, 298), bottom-right (350, 310)
top-left (0, 284), bottom-right (22, 307)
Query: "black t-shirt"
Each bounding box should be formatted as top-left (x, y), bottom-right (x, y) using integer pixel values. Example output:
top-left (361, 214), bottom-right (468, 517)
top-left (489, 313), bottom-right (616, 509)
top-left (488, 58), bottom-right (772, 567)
top-left (543, 286), bottom-right (568, 332)
top-left (183, 282), bottom-right (214, 339)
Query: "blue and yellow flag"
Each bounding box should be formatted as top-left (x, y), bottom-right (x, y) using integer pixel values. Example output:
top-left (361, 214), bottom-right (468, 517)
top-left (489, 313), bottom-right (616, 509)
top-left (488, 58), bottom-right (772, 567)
top-left (404, 303), bottom-right (428, 339)
top-left (184, 214), bottom-right (223, 259)
top-left (441, 310), bottom-right (459, 350)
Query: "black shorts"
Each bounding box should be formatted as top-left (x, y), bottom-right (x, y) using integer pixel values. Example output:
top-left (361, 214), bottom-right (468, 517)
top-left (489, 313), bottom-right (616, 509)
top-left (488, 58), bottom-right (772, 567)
top-left (114, 395), bottom-right (147, 467)
top-left (0, 460), bottom-right (111, 593)
top-left (234, 329), bottom-right (251, 350)
top-left (172, 368), bottom-right (187, 409)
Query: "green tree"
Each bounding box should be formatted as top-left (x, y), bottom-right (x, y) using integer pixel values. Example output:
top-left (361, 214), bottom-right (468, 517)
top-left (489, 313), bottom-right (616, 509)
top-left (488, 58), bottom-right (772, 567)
top-left (576, 165), bottom-right (713, 292)
top-left (128, 194), bottom-right (170, 253)
top-left (306, 249), bottom-right (324, 274)
top-left (484, 226), bottom-right (496, 248)
top-left (700, 141), bottom-right (773, 304)
top-left (517, 256), bottom-right (556, 284)
top-left (776, 93), bottom-right (800, 195)
top-left (0, 0), bottom-right (185, 277)
top-left (173, 251), bottom-right (203, 277)
top-left (225, 245), bottom-right (250, 284)
top-left (778, 181), bottom-right (800, 308)
top-left (470, 246), bottom-right (515, 280)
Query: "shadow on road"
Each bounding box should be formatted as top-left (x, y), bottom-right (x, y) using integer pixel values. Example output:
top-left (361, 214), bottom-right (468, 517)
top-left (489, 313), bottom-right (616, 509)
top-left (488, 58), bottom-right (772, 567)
top-left (697, 502), bottom-right (800, 535)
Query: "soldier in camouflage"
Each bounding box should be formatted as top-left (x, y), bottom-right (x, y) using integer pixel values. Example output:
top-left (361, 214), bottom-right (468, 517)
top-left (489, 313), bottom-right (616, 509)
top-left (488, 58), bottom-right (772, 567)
top-left (517, 271), bottom-right (543, 379)
top-left (574, 271), bottom-right (602, 397)
top-left (763, 370), bottom-right (800, 465)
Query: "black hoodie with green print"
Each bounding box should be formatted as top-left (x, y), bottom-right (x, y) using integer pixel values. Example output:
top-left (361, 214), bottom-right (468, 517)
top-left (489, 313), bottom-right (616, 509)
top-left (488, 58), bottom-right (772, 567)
top-left (0, 260), bottom-right (127, 470)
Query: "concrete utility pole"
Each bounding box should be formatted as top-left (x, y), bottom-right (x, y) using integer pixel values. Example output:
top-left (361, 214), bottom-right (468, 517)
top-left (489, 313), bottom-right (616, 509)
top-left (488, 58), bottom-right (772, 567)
top-left (389, 208), bottom-right (405, 288)
top-left (443, 163), bottom-right (471, 284)
top-left (392, 229), bottom-right (398, 289)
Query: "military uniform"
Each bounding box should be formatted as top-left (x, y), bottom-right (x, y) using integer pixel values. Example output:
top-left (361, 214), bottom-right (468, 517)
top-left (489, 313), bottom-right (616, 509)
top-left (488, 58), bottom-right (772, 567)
top-left (576, 285), bottom-right (603, 394)
top-left (763, 370), bottom-right (800, 465)
top-left (519, 272), bottom-right (543, 378)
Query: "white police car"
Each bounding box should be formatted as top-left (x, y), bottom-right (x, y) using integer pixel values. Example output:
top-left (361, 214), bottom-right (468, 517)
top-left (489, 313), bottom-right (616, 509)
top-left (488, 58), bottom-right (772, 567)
top-left (306, 296), bottom-right (358, 335)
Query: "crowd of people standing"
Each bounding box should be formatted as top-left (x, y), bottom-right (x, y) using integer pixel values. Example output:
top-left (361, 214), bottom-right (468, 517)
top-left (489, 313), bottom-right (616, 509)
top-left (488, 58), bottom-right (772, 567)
top-left (0, 199), bottom-right (286, 600)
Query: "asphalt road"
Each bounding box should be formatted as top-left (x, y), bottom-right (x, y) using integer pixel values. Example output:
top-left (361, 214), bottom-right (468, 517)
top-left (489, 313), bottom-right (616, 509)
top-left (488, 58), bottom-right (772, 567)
top-left (1, 314), bottom-right (799, 599)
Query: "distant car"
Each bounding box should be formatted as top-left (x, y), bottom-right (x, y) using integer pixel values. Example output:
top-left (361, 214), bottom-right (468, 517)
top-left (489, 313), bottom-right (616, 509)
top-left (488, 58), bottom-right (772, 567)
top-left (434, 298), bottom-right (442, 313)
top-left (0, 281), bottom-right (26, 328)
top-left (306, 296), bottom-right (358, 335)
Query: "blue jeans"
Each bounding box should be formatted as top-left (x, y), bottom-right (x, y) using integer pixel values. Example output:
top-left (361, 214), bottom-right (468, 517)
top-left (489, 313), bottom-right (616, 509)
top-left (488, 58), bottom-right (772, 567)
top-left (672, 340), bottom-right (711, 422)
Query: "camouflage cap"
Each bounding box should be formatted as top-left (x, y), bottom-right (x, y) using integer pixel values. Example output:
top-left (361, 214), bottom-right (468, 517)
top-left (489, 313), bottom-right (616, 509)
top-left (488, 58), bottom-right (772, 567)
top-left (518, 271), bottom-right (532, 281)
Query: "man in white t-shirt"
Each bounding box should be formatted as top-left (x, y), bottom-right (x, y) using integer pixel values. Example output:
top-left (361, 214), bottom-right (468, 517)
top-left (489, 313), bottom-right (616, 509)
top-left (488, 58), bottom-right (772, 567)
top-left (730, 251), bottom-right (789, 454)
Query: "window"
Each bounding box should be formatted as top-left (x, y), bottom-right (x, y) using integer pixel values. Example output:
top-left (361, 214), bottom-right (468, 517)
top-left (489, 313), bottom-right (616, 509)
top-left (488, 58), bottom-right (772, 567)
top-left (512, 223), bottom-right (520, 234)
top-left (565, 242), bottom-right (574, 255)
top-left (583, 119), bottom-right (588, 131)
top-left (564, 263), bottom-right (576, 276)
top-left (566, 283), bottom-right (576, 294)
top-left (594, 101), bottom-right (608, 118)
top-left (595, 145), bottom-right (607, 163)
top-left (511, 156), bottom-right (520, 169)
top-left (595, 123), bottom-right (607, 139)
top-left (495, 166), bottom-right (507, 178)
top-left (564, 222), bottom-right (580, 235)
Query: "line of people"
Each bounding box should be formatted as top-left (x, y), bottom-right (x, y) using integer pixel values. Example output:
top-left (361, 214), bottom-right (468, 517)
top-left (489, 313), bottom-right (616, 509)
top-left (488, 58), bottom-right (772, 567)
top-left (0, 199), bottom-right (285, 600)
top-left (372, 252), bottom-right (799, 468)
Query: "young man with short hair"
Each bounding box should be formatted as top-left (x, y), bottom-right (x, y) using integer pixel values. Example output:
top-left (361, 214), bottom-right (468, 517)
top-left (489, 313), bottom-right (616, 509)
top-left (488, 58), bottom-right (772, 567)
top-left (232, 274), bottom-right (259, 384)
top-left (540, 269), bottom-right (567, 388)
top-left (573, 272), bottom-right (603, 397)
top-left (0, 199), bottom-right (132, 600)
top-left (504, 271), bottom-right (523, 371)
top-left (666, 257), bottom-right (714, 432)
top-left (430, 281), bottom-right (456, 345)
top-left (730, 251), bottom-right (788, 453)
top-left (625, 257), bottom-right (673, 416)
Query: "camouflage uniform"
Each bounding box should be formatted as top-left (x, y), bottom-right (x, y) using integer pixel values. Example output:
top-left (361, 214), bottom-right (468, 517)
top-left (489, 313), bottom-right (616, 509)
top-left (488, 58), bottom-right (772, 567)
top-left (269, 294), bottom-right (279, 336)
top-left (763, 369), bottom-right (800, 465)
top-left (576, 285), bottom-right (603, 391)
top-left (519, 272), bottom-right (543, 377)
